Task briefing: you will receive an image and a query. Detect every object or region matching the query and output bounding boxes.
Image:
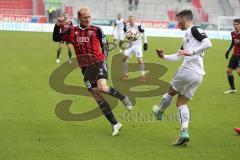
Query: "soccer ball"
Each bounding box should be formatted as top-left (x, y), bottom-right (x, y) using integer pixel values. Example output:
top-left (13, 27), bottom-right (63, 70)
top-left (126, 28), bottom-right (139, 41)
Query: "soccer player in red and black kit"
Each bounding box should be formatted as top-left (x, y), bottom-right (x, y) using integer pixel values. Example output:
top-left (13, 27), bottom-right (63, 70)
top-left (225, 18), bottom-right (240, 94)
top-left (56, 12), bottom-right (73, 64)
top-left (52, 7), bottom-right (133, 136)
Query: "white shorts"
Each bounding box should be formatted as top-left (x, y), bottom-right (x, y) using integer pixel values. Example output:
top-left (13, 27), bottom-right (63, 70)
top-left (170, 68), bottom-right (203, 99)
top-left (124, 43), bottom-right (143, 58)
top-left (113, 31), bottom-right (124, 41)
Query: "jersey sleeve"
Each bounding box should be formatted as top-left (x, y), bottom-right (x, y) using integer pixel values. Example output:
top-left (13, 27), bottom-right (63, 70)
top-left (227, 32), bottom-right (234, 52)
top-left (123, 23), bottom-right (127, 33)
top-left (138, 25), bottom-right (144, 33)
top-left (191, 26), bottom-right (208, 42)
top-left (96, 27), bottom-right (109, 57)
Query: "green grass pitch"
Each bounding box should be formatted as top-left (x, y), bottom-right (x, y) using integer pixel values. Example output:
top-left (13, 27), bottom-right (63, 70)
top-left (0, 30), bottom-right (239, 160)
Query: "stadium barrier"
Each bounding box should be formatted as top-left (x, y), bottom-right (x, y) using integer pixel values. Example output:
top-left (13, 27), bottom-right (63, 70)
top-left (0, 22), bottom-right (231, 40)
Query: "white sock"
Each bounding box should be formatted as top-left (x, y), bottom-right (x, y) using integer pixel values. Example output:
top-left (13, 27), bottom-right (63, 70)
top-left (123, 61), bottom-right (128, 75)
top-left (139, 63), bottom-right (145, 76)
top-left (159, 94), bottom-right (173, 112)
top-left (178, 104), bottom-right (190, 131)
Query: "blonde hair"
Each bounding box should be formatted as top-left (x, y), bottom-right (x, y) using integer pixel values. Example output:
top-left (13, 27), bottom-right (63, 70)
top-left (78, 6), bottom-right (90, 16)
top-left (128, 15), bottom-right (135, 19)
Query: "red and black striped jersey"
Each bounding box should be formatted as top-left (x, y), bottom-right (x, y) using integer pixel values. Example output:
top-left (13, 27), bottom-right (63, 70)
top-left (60, 20), bottom-right (73, 33)
top-left (53, 25), bottom-right (108, 68)
top-left (231, 31), bottom-right (240, 56)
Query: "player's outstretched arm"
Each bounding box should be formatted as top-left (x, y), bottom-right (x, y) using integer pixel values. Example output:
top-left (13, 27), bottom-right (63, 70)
top-left (143, 32), bottom-right (148, 51)
top-left (225, 39), bottom-right (234, 59)
top-left (52, 24), bottom-right (61, 42)
top-left (52, 17), bottom-right (64, 42)
top-left (156, 49), bottom-right (182, 61)
top-left (97, 27), bottom-right (109, 57)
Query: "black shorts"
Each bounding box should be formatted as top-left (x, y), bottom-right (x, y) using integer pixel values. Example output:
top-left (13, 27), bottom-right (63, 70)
top-left (228, 55), bottom-right (240, 69)
top-left (81, 61), bottom-right (108, 89)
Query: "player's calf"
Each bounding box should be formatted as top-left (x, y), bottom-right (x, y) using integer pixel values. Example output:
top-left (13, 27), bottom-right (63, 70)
top-left (152, 93), bottom-right (173, 120)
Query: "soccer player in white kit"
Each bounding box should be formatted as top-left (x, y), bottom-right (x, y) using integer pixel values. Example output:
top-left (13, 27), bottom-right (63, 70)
top-left (152, 10), bottom-right (212, 146)
top-left (112, 14), bottom-right (125, 53)
top-left (121, 15), bottom-right (148, 81)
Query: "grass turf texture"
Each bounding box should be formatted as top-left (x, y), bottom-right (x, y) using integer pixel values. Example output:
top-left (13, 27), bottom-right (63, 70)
top-left (0, 31), bottom-right (239, 160)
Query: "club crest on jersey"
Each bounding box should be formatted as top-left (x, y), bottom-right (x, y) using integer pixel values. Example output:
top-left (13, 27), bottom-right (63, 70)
top-left (88, 31), bottom-right (94, 37)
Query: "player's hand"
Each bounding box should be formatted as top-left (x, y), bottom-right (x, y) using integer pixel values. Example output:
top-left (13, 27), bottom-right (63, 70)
top-left (178, 50), bottom-right (193, 56)
top-left (56, 17), bottom-right (64, 26)
top-left (156, 49), bottom-right (164, 58)
top-left (225, 51), bottom-right (230, 59)
top-left (144, 43), bottom-right (148, 51)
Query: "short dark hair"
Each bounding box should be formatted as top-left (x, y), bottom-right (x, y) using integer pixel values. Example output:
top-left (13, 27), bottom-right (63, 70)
top-left (233, 18), bottom-right (240, 23)
top-left (176, 9), bottom-right (193, 21)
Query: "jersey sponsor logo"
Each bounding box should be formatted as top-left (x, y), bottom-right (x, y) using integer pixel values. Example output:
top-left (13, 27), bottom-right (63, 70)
top-left (99, 68), bottom-right (103, 75)
top-left (197, 28), bottom-right (206, 35)
top-left (103, 62), bottom-right (108, 71)
top-left (77, 36), bottom-right (89, 43)
top-left (85, 80), bottom-right (92, 88)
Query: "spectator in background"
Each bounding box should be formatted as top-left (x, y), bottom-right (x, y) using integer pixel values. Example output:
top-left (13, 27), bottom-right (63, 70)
top-left (134, 0), bottom-right (139, 10)
top-left (128, 0), bottom-right (133, 11)
top-left (128, 0), bottom-right (139, 11)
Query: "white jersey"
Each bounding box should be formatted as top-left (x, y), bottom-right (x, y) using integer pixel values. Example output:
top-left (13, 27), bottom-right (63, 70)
top-left (124, 23), bottom-right (145, 45)
top-left (114, 18), bottom-right (124, 32)
top-left (180, 26), bottom-right (208, 75)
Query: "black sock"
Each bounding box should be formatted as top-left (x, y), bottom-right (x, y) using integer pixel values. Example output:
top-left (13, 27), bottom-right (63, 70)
top-left (68, 49), bottom-right (72, 59)
top-left (108, 87), bottom-right (125, 100)
top-left (57, 48), bottom-right (62, 58)
top-left (227, 74), bottom-right (235, 89)
top-left (119, 40), bottom-right (123, 48)
top-left (97, 100), bottom-right (118, 125)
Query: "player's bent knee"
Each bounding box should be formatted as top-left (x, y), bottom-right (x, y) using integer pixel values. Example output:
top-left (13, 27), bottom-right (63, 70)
top-left (226, 68), bottom-right (233, 75)
top-left (122, 56), bottom-right (128, 62)
top-left (137, 58), bottom-right (143, 63)
top-left (98, 85), bottom-right (109, 93)
top-left (167, 86), bottom-right (178, 96)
